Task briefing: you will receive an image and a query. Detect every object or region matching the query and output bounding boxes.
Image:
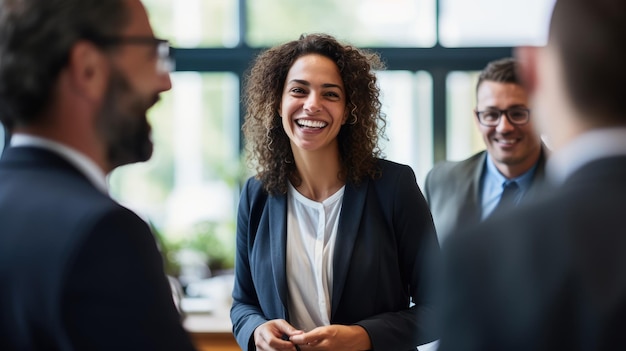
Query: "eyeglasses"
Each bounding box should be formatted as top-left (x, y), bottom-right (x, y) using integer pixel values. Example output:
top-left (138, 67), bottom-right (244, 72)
top-left (475, 107), bottom-right (531, 127)
top-left (86, 35), bottom-right (175, 73)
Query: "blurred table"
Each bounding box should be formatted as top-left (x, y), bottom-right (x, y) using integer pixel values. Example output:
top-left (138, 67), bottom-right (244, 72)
top-left (184, 311), bottom-right (238, 351)
top-left (181, 275), bottom-right (239, 351)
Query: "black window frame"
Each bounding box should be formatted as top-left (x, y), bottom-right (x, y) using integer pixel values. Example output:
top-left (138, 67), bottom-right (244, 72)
top-left (1, 0), bottom-right (514, 163)
top-left (171, 0), bottom-right (513, 164)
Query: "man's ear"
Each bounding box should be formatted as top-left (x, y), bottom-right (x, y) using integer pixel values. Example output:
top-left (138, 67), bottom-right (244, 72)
top-left (66, 40), bottom-right (109, 102)
top-left (514, 46), bottom-right (539, 95)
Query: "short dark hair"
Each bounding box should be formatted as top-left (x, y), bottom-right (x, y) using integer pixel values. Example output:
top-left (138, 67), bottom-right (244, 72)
top-left (242, 33), bottom-right (386, 195)
top-left (548, 0), bottom-right (626, 124)
top-left (0, 0), bottom-right (130, 127)
top-left (476, 57), bottom-right (520, 93)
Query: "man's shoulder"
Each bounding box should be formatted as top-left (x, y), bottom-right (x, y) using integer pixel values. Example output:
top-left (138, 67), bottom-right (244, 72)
top-left (1, 155), bottom-right (138, 236)
top-left (426, 151), bottom-right (486, 185)
top-left (431, 151), bottom-right (485, 173)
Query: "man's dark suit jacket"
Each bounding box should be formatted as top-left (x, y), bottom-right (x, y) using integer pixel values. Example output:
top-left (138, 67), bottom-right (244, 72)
top-left (438, 155), bottom-right (626, 351)
top-left (0, 147), bottom-right (196, 351)
top-left (230, 159), bottom-right (441, 351)
top-left (424, 147), bottom-right (548, 242)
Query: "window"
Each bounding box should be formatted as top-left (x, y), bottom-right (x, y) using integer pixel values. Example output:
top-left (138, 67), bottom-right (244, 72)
top-left (439, 0), bottom-right (555, 47)
top-left (141, 0), bottom-right (240, 48)
top-left (446, 71), bottom-right (484, 161)
top-left (109, 72), bottom-right (241, 277)
top-left (108, 0), bottom-right (555, 289)
top-left (378, 71), bottom-right (433, 186)
top-left (247, 0), bottom-right (435, 47)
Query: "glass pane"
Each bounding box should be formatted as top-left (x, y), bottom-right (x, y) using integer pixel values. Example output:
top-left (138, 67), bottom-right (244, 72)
top-left (440, 0), bottom-right (556, 47)
top-left (378, 71), bottom-right (433, 188)
top-left (142, 0), bottom-right (240, 48)
top-left (247, 0), bottom-right (436, 47)
top-left (446, 71), bottom-right (484, 161)
top-left (109, 72), bottom-right (241, 282)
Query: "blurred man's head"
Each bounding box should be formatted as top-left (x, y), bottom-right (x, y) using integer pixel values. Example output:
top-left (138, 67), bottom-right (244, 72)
top-left (516, 0), bottom-right (626, 151)
top-left (0, 0), bottom-right (172, 171)
top-left (475, 58), bottom-right (542, 178)
top-left (91, 0), bottom-right (173, 169)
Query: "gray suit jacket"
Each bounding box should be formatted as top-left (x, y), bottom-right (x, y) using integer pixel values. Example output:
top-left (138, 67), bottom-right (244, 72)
top-left (424, 147), bottom-right (548, 243)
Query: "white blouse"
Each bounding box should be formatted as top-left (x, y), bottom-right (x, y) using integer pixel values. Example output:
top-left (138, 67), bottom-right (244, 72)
top-left (285, 182), bottom-right (345, 331)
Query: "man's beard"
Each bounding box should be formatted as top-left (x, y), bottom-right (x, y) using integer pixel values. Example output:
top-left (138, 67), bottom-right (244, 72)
top-left (96, 67), bottom-right (159, 170)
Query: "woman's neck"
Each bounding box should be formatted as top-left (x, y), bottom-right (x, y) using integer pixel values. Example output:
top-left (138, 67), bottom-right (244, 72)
top-left (292, 148), bottom-right (345, 202)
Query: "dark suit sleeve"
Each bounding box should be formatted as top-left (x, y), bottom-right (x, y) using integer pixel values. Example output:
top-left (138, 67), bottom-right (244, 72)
top-left (358, 165), bottom-right (441, 349)
top-left (61, 207), bottom-right (197, 351)
top-left (436, 229), bottom-right (487, 351)
top-left (230, 178), bottom-right (268, 350)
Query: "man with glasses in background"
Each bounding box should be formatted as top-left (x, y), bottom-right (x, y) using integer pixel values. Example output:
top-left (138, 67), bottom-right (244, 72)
top-left (0, 0), bottom-right (196, 350)
top-left (425, 58), bottom-right (548, 243)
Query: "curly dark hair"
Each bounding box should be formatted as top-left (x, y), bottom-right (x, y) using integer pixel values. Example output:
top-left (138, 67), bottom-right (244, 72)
top-left (242, 33), bottom-right (386, 195)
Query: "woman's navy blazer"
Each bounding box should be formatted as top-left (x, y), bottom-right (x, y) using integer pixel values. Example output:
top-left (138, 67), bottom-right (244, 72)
top-left (231, 159), bottom-right (441, 351)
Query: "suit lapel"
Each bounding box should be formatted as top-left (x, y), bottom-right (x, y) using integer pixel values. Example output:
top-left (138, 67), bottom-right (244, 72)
top-left (457, 151), bottom-right (486, 226)
top-left (331, 179), bottom-right (368, 317)
top-left (268, 193), bottom-right (289, 314)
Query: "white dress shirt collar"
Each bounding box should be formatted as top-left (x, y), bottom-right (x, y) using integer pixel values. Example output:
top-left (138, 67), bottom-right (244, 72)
top-left (10, 134), bottom-right (108, 193)
top-left (547, 127), bottom-right (626, 185)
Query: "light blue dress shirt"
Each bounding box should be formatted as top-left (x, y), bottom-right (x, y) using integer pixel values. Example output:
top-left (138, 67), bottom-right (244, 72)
top-left (480, 155), bottom-right (538, 220)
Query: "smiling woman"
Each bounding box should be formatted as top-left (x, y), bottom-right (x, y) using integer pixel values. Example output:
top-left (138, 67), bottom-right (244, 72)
top-left (231, 33), bottom-right (440, 351)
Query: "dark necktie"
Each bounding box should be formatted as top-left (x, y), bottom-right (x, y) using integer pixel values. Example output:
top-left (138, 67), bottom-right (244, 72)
top-left (490, 181), bottom-right (519, 217)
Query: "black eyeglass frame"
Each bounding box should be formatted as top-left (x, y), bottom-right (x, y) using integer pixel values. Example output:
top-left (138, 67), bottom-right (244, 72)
top-left (474, 107), bottom-right (531, 127)
top-left (84, 35), bottom-right (174, 73)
